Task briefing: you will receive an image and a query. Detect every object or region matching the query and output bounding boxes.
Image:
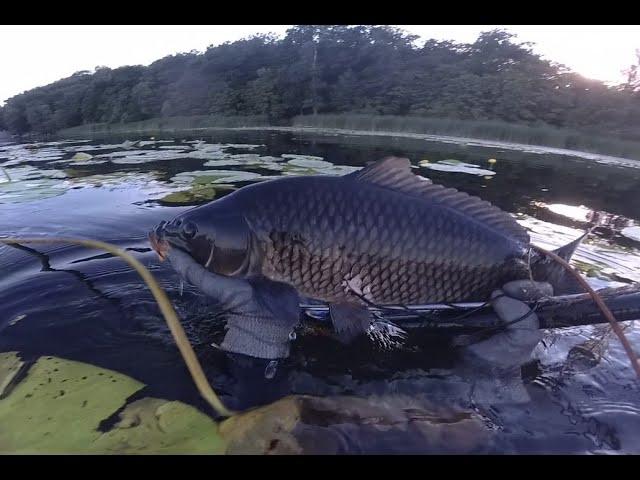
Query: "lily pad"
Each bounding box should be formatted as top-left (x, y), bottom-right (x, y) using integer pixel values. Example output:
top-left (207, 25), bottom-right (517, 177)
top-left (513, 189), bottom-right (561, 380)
top-left (158, 185), bottom-right (219, 205)
top-left (286, 158), bottom-right (333, 169)
top-left (0, 355), bottom-right (144, 453)
top-left (281, 161), bottom-right (360, 177)
top-left (0, 352), bottom-right (24, 397)
top-left (171, 170), bottom-right (263, 185)
top-left (0, 166), bottom-right (68, 203)
top-left (71, 152), bottom-right (94, 162)
top-left (220, 143), bottom-right (263, 150)
top-left (281, 154), bottom-right (325, 162)
top-left (91, 398), bottom-right (225, 454)
top-left (420, 160), bottom-right (496, 176)
top-left (0, 355), bottom-right (225, 454)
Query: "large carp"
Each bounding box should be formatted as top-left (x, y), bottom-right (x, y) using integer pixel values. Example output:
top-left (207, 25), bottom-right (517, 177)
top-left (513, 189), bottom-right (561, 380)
top-left (151, 157), bottom-right (584, 341)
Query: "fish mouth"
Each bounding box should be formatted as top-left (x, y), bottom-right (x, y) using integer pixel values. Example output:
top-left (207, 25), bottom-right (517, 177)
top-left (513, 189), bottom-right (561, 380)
top-left (148, 220), bottom-right (189, 261)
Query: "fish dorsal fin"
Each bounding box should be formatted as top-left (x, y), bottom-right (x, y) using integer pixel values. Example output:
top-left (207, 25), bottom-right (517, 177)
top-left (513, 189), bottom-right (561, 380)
top-left (348, 157), bottom-right (529, 244)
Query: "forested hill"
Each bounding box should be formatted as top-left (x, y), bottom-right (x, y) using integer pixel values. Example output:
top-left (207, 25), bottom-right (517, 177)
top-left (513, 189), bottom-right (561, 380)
top-left (2, 25), bottom-right (639, 141)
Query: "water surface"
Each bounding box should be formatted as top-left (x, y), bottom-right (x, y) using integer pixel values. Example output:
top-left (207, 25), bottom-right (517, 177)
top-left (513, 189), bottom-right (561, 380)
top-left (1, 131), bottom-right (639, 453)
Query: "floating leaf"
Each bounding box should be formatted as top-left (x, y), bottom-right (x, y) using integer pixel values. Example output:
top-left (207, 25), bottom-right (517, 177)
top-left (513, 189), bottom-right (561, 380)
top-left (281, 154), bottom-right (324, 162)
top-left (91, 398), bottom-right (225, 454)
top-left (0, 356), bottom-right (144, 453)
top-left (71, 152), bottom-right (94, 162)
top-left (171, 170), bottom-right (263, 185)
top-left (158, 184), bottom-right (218, 205)
top-left (420, 160), bottom-right (496, 176)
top-left (0, 355), bottom-right (225, 454)
top-left (0, 166), bottom-right (68, 203)
top-left (0, 352), bottom-right (24, 397)
top-left (286, 158), bottom-right (332, 169)
top-left (220, 394), bottom-right (490, 455)
top-left (203, 154), bottom-right (283, 168)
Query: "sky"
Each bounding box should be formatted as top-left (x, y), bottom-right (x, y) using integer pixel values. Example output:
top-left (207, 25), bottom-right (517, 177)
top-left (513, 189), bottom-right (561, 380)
top-left (1, 25), bottom-right (638, 105)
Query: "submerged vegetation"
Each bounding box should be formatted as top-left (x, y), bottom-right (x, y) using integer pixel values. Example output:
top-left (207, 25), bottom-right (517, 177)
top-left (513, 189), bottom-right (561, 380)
top-left (2, 26), bottom-right (640, 153)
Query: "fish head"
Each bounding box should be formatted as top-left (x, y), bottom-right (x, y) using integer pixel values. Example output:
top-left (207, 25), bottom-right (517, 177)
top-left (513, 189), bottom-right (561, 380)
top-left (150, 206), bottom-right (253, 277)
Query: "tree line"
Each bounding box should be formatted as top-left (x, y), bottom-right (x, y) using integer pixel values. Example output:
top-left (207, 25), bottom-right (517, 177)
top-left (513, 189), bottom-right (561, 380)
top-left (1, 25), bottom-right (639, 140)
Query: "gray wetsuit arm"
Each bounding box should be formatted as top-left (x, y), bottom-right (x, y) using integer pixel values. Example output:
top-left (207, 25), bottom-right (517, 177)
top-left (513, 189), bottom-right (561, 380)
top-left (166, 248), bottom-right (253, 305)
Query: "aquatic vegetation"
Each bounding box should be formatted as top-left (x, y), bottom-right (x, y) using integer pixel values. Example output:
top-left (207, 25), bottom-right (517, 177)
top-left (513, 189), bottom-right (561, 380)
top-left (0, 352), bottom-right (23, 397)
top-left (220, 143), bottom-right (264, 150)
top-left (63, 143), bottom-right (139, 153)
top-left (0, 354), bottom-right (143, 452)
top-left (0, 145), bottom-right (66, 165)
top-left (278, 156), bottom-right (361, 176)
top-left (158, 184), bottom-right (221, 205)
top-left (63, 171), bottom-right (162, 190)
top-left (0, 354), bottom-right (224, 454)
top-left (158, 145), bottom-right (193, 150)
top-left (203, 153), bottom-right (283, 168)
top-left (171, 169), bottom-right (263, 185)
top-left (281, 154), bottom-right (326, 163)
top-left (419, 159), bottom-right (496, 176)
top-left (71, 152), bottom-right (94, 162)
top-left (91, 397), bottom-right (225, 454)
top-left (0, 166), bottom-right (68, 203)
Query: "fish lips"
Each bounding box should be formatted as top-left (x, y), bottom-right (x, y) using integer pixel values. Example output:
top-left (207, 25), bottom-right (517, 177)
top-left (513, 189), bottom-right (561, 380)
top-left (148, 220), bottom-right (190, 261)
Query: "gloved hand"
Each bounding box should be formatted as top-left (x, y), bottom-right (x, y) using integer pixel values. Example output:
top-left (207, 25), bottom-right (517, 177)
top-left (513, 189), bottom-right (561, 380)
top-left (462, 279), bottom-right (553, 367)
top-left (166, 247), bottom-right (300, 360)
top-left (457, 280), bottom-right (553, 405)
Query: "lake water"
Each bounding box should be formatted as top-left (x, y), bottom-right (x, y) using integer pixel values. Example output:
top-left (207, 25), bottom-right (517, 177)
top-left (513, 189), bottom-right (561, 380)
top-left (1, 130), bottom-right (639, 454)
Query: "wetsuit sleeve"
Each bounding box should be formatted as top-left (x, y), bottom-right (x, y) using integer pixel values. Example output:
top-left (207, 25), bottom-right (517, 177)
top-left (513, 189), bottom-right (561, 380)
top-left (460, 280), bottom-right (552, 368)
top-left (166, 248), bottom-right (253, 303)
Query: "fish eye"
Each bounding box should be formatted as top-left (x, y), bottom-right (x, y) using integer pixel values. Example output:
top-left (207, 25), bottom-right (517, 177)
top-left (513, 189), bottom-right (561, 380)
top-left (182, 221), bottom-right (197, 239)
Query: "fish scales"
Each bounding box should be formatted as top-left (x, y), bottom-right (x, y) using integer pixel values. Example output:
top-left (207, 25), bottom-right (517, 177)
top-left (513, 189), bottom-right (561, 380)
top-left (244, 174), bottom-right (528, 304)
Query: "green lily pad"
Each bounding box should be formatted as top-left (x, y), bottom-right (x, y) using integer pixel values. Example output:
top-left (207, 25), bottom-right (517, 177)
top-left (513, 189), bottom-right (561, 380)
top-left (281, 161), bottom-right (360, 177)
top-left (286, 158), bottom-right (332, 169)
top-left (203, 154), bottom-right (283, 169)
top-left (281, 154), bottom-right (325, 162)
top-left (0, 355), bottom-right (144, 453)
top-left (0, 352), bottom-right (24, 398)
top-left (171, 170), bottom-right (263, 185)
top-left (158, 185), bottom-right (218, 204)
top-left (0, 355), bottom-right (225, 454)
top-left (91, 398), bottom-right (225, 454)
top-left (71, 152), bottom-right (94, 162)
top-left (420, 160), bottom-right (496, 176)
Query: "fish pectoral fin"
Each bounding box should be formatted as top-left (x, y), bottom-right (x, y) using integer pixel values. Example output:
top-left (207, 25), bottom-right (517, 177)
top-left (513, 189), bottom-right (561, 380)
top-left (329, 302), bottom-right (372, 344)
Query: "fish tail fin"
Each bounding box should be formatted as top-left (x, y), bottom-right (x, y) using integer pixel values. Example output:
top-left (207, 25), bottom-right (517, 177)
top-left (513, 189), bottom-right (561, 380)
top-left (530, 230), bottom-right (590, 294)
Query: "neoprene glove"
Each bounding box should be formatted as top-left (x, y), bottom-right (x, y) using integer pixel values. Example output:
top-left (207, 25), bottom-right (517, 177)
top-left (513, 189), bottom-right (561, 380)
top-left (464, 279), bottom-right (553, 367)
top-left (166, 247), bottom-right (300, 360)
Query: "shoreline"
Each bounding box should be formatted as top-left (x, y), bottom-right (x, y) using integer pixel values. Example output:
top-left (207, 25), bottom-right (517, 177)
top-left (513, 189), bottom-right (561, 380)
top-left (57, 124), bottom-right (640, 169)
